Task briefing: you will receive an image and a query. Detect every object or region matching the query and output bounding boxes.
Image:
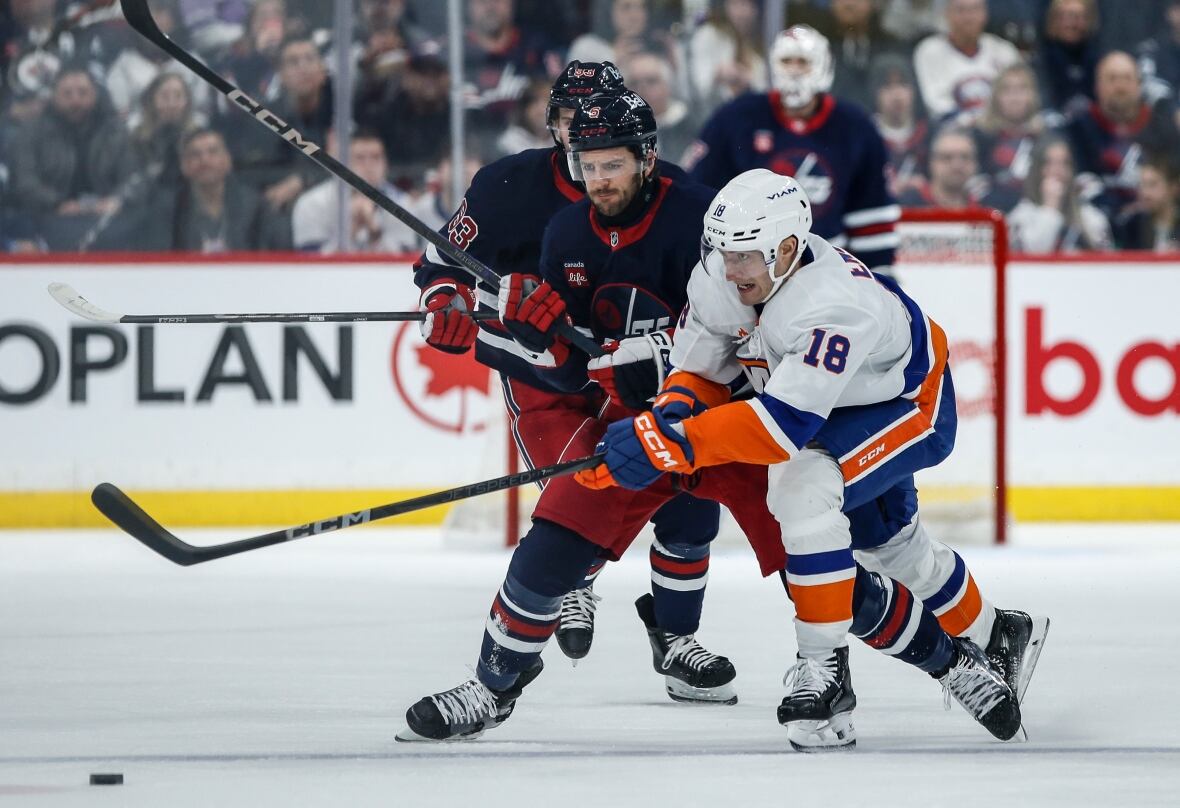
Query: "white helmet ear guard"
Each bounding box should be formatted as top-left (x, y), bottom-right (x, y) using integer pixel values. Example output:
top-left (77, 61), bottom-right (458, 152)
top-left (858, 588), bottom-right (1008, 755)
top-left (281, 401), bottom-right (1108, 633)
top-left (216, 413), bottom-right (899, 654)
top-left (770, 25), bottom-right (834, 109)
top-left (700, 169), bottom-right (814, 303)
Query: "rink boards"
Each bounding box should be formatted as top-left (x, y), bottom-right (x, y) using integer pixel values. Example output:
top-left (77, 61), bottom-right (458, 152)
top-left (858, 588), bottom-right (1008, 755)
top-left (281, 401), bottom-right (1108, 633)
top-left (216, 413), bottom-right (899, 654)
top-left (1, 253), bottom-right (1178, 527)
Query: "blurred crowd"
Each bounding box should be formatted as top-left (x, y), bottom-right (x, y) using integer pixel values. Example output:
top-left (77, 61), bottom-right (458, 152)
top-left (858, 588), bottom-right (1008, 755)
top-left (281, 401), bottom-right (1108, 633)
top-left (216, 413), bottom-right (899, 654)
top-left (2, 0), bottom-right (1178, 254)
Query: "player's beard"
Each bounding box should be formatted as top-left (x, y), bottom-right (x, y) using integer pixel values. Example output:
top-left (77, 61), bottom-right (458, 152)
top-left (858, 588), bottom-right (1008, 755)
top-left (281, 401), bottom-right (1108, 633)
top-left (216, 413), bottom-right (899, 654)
top-left (590, 174), bottom-right (642, 218)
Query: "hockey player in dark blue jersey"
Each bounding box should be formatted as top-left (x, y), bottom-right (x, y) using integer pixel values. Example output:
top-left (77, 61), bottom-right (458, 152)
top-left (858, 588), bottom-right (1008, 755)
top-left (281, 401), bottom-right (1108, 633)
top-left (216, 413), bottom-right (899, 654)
top-left (685, 25), bottom-right (901, 273)
top-left (409, 62), bottom-right (735, 702)
top-left (397, 92), bottom-right (796, 743)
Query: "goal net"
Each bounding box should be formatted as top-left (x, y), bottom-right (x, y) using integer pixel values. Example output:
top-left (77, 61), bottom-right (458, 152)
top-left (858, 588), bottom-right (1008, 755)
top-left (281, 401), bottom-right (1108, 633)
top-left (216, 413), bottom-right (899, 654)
top-left (444, 209), bottom-right (1008, 549)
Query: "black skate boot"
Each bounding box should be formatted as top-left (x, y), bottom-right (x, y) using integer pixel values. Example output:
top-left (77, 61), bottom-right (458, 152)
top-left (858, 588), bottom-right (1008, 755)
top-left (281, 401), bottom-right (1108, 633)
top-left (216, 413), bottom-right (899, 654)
top-left (555, 585), bottom-right (601, 662)
top-left (938, 637), bottom-right (1021, 741)
top-left (635, 594), bottom-right (737, 705)
top-left (985, 609), bottom-right (1050, 703)
top-left (396, 659), bottom-right (544, 742)
top-left (777, 646), bottom-right (857, 752)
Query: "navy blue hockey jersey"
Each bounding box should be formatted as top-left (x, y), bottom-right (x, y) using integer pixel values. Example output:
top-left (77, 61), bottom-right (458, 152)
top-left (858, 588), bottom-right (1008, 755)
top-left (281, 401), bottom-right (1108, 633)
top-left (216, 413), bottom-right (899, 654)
top-left (414, 147), bottom-right (687, 392)
top-left (685, 91), bottom-right (900, 271)
top-left (522, 176), bottom-right (717, 393)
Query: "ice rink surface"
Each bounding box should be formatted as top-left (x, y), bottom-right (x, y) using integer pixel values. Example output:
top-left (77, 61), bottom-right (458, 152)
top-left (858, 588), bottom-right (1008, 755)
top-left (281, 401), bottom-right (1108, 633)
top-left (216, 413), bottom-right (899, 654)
top-left (2, 524), bottom-right (1179, 807)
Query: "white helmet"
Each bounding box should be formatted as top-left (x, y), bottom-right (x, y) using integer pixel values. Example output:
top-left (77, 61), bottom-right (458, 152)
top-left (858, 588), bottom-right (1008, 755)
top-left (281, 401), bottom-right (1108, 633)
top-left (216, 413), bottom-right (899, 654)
top-left (701, 169), bottom-right (814, 303)
top-left (770, 25), bottom-right (834, 109)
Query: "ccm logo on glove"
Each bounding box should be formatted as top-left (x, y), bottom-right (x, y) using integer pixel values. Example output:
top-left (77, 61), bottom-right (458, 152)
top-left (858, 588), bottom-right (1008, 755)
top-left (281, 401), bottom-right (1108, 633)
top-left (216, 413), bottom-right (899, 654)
top-left (636, 413), bottom-right (678, 469)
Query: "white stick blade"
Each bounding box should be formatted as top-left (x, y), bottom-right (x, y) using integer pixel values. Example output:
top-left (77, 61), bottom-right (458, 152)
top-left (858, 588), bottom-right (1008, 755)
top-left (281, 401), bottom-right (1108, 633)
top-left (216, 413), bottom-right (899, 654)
top-left (47, 282), bottom-right (122, 323)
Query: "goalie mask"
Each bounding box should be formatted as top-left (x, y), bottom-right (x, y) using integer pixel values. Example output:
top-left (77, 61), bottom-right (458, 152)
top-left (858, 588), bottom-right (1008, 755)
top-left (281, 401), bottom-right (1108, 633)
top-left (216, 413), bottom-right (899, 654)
top-left (547, 61), bottom-right (626, 150)
top-left (770, 25), bottom-right (834, 109)
top-left (701, 169), bottom-right (813, 304)
top-left (565, 92), bottom-right (658, 182)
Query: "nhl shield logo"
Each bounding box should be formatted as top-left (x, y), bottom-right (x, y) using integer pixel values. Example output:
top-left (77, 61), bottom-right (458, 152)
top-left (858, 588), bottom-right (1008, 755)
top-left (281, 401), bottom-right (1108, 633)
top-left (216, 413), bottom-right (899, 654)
top-left (753, 130), bottom-right (774, 154)
top-left (610, 231), bottom-right (619, 247)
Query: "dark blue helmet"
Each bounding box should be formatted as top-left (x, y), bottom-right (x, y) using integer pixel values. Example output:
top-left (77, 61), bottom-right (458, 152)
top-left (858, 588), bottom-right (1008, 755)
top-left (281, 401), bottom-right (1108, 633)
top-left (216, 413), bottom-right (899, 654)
top-left (547, 61), bottom-right (626, 148)
top-left (566, 91), bottom-right (658, 159)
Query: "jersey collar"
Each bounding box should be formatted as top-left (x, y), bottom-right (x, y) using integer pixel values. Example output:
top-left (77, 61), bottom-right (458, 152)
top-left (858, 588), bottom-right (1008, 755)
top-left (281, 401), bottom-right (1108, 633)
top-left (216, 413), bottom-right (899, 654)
top-left (1090, 100), bottom-right (1152, 137)
top-left (589, 176), bottom-right (672, 251)
top-left (769, 91), bottom-right (836, 135)
top-left (550, 151), bottom-right (584, 202)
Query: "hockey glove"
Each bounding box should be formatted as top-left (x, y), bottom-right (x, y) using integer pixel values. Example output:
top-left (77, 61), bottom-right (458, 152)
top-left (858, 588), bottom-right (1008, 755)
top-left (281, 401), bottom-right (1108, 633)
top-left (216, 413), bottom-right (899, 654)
top-left (498, 273), bottom-right (568, 353)
top-left (652, 385), bottom-right (708, 423)
top-left (587, 330), bottom-right (672, 410)
top-left (575, 409), bottom-right (696, 491)
top-left (419, 279), bottom-right (478, 354)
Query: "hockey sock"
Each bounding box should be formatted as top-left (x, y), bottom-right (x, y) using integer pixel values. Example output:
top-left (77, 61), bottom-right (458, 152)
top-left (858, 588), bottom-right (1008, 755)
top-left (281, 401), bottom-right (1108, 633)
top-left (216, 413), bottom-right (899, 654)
top-left (649, 538), bottom-right (710, 636)
top-left (477, 519), bottom-right (602, 691)
top-left (574, 560), bottom-right (606, 590)
top-left (851, 566), bottom-right (954, 675)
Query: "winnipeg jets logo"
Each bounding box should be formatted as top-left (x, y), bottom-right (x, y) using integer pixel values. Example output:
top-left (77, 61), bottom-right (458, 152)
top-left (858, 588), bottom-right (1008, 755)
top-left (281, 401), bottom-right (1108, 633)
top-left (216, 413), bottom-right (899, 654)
top-left (770, 150), bottom-right (834, 209)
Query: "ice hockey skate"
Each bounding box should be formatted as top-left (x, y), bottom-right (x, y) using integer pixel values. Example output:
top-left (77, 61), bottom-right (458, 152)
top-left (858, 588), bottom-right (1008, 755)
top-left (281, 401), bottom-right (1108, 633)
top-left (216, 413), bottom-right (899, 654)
top-left (939, 637), bottom-right (1022, 741)
top-left (635, 594), bottom-right (737, 704)
top-left (986, 609), bottom-right (1050, 703)
top-left (555, 585), bottom-right (601, 662)
top-left (396, 659), bottom-right (544, 742)
top-left (777, 646), bottom-right (857, 752)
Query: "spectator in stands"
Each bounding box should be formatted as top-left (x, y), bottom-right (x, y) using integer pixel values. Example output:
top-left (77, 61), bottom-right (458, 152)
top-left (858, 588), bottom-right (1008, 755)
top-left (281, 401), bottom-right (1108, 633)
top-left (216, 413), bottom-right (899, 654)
top-left (1032, 0), bottom-right (1101, 114)
top-left (686, 0), bottom-right (768, 112)
top-left (568, 0), bottom-right (662, 67)
top-left (817, 0), bottom-right (904, 111)
top-left (871, 53), bottom-right (931, 199)
top-left (462, 0), bottom-right (561, 135)
top-left (175, 0), bottom-right (251, 55)
top-left (913, 0), bottom-right (1022, 120)
top-left (984, 0), bottom-right (1045, 54)
top-left (292, 130), bottom-right (422, 253)
top-left (3, 0), bottom-right (107, 118)
top-left (495, 78), bottom-right (553, 155)
top-left (129, 72), bottom-right (204, 192)
top-left (1066, 51), bottom-right (1180, 219)
top-left (409, 149), bottom-right (487, 232)
top-left (131, 127), bottom-right (291, 251)
top-left (105, 0), bottom-right (208, 122)
top-left (353, 0), bottom-right (430, 94)
top-left (971, 62), bottom-right (1060, 210)
top-left (10, 67), bottom-right (137, 249)
top-left (359, 51), bottom-right (451, 188)
top-left (619, 50), bottom-right (700, 166)
top-left (218, 36), bottom-right (333, 211)
top-left (898, 125), bottom-right (995, 207)
top-left (216, 0), bottom-right (290, 101)
top-left (1115, 155), bottom-right (1180, 250)
top-left (1007, 134), bottom-right (1111, 252)
top-left (878, 0), bottom-right (947, 45)
top-left (1094, 0), bottom-right (1168, 56)
top-left (1137, 0), bottom-right (1180, 109)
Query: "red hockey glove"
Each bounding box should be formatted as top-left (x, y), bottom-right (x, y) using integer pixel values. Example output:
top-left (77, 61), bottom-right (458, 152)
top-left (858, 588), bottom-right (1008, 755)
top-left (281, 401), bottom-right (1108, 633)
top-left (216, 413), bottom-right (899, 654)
top-left (419, 279), bottom-right (478, 354)
top-left (497, 273), bottom-right (568, 353)
top-left (587, 330), bottom-right (673, 410)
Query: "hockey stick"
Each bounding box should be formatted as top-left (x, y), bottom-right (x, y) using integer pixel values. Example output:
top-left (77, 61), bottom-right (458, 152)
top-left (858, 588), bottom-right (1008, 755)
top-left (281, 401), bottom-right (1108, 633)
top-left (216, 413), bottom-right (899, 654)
top-left (95, 455), bottom-right (602, 566)
top-left (116, 0), bottom-right (602, 357)
top-left (47, 282), bottom-right (497, 325)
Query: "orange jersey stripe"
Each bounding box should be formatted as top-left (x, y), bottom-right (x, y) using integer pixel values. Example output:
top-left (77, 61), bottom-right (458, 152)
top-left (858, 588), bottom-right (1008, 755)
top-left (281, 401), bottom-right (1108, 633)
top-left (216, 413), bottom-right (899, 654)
top-left (936, 574), bottom-right (983, 637)
top-left (663, 370), bottom-right (733, 410)
top-left (682, 400), bottom-right (792, 468)
top-left (788, 578), bottom-right (856, 624)
top-left (839, 317), bottom-right (950, 483)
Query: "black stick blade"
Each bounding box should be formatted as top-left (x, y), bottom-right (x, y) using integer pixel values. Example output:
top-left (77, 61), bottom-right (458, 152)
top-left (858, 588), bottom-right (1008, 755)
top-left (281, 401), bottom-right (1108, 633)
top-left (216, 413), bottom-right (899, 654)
top-left (92, 483), bottom-right (202, 566)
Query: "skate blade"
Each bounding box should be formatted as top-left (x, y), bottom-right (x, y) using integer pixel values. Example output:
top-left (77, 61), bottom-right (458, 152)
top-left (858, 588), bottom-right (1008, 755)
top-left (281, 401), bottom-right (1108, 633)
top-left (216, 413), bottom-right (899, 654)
top-left (786, 713), bottom-right (857, 752)
top-left (1016, 616), bottom-right (1050, 704)
top-left (665, 678), bottom-right (738, 705)
top-left (394, 726), bottom-right (485, 743)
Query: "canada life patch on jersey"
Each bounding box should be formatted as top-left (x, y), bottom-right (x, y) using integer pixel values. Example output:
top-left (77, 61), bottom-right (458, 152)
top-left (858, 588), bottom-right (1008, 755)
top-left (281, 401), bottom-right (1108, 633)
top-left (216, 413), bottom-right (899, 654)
top-left (565, 262), bottom-right (589, 287)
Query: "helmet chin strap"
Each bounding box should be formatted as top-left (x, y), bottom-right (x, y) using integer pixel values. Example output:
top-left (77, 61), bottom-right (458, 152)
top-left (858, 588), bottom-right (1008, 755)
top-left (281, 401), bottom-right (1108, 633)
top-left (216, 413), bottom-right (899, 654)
top-left (758, 241), bottom-right (806, 304)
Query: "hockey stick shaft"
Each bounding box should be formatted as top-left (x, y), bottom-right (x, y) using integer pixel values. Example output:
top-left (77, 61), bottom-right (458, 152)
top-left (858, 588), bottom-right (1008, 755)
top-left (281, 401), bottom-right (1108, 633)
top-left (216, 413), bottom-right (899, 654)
top-left (47, 281), bottom-right (496, 324)
top-left (117, 0), bottom-right (602, 358)
top-left (93, 455), bottom-right (602, 566)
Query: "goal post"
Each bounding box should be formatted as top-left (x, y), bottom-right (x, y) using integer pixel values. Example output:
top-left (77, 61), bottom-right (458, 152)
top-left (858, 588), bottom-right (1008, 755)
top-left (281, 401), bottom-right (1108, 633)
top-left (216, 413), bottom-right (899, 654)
top-left (453, 208), bottom-right (1009, 549)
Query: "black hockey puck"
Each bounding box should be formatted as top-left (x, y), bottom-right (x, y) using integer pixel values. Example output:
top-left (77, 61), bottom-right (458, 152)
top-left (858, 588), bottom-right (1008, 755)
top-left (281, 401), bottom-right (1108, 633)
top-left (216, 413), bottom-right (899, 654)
top-left (89, 773), bottom-right (123, 785)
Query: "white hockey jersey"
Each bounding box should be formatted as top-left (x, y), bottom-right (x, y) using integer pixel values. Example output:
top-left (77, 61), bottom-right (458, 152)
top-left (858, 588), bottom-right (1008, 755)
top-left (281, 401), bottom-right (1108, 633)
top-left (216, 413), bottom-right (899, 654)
top-left (668, 235), bottom-right (942, 467)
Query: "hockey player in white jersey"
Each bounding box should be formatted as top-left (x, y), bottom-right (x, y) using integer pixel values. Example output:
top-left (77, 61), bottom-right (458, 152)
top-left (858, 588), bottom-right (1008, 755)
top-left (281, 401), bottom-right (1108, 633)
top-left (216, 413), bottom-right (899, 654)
top-left (577, 168), bottom-right (1049, 750)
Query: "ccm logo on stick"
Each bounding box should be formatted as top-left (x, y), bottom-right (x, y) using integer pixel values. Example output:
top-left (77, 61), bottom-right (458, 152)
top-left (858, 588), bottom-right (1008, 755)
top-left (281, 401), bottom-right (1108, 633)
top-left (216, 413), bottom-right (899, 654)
top-left (636, 413), bottom-right (678, 468)
top-left (228, 90), bottom-right (320, 156)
